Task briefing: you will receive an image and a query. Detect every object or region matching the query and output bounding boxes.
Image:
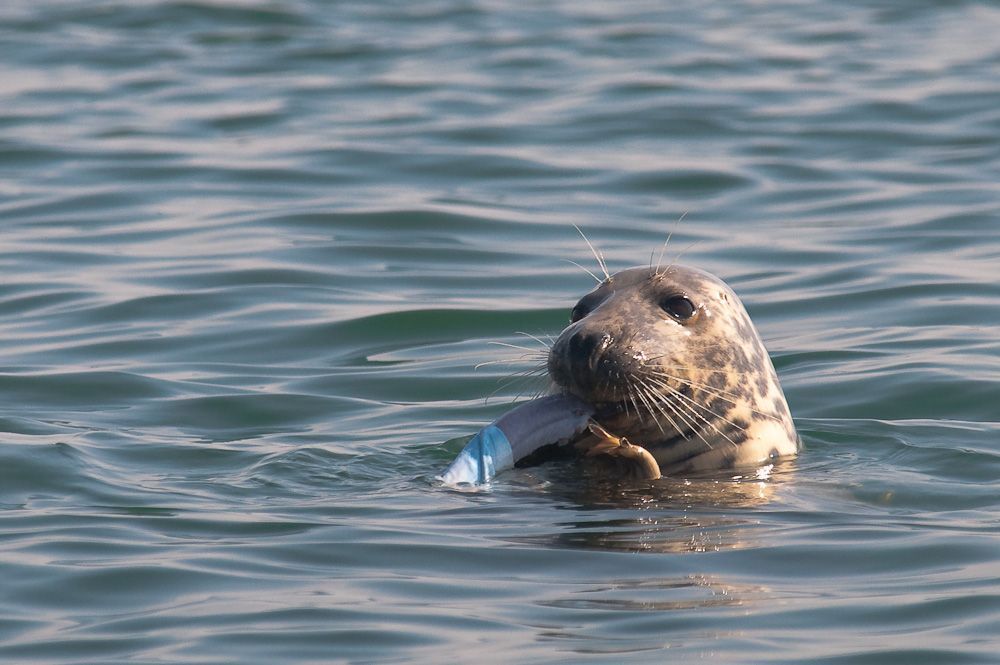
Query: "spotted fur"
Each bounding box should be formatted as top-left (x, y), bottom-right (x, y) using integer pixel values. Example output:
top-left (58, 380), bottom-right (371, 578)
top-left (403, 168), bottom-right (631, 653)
top-left (547, 265), bottom-right (799, 474)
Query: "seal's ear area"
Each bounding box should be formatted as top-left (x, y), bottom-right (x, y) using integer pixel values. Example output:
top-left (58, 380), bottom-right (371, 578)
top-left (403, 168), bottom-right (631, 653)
top-left (569, 288), bottom-right (613, 323)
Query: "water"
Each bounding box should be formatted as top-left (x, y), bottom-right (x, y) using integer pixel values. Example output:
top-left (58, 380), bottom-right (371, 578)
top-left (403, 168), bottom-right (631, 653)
top-left (1, 1), bottom-right (998, 662)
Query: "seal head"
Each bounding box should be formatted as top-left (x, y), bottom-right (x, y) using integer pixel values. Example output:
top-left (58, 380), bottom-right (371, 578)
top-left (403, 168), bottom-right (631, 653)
top-left (547, 265), bottom-right (798, 473)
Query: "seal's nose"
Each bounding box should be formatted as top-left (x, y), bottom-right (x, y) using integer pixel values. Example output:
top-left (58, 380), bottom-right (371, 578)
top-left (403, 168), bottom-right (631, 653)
top-left (568, 330), bottom-right (613, 371)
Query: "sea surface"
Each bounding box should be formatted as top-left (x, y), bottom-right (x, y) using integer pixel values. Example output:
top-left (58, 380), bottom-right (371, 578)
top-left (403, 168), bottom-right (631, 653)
top-left (1, 1), bottom-right (998, 663)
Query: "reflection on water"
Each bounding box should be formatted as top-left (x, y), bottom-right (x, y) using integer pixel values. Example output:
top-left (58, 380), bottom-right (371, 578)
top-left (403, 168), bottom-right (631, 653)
top-left (506, 460), bottom-right (795, 554)
top-left (1, 0), bottom-right (998, 662)
top-left (533, 576), bottom-right (772, 657)
top-left (540, 575), bottom-right (768, 613)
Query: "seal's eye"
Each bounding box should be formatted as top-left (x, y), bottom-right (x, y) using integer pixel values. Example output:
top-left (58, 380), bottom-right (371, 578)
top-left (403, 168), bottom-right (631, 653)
top-left (660, 295), bottom-right (697, 321)
top-left (570, 305), bottom-right (588, 323)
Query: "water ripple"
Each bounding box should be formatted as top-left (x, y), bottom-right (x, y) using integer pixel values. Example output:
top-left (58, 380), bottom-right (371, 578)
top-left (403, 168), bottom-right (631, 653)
top-left (0, 0), bottom-right (998, 663)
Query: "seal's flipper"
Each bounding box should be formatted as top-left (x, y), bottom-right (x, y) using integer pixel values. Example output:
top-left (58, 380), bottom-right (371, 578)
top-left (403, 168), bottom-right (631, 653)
top-left (574, 421), bottom-right (662, 480)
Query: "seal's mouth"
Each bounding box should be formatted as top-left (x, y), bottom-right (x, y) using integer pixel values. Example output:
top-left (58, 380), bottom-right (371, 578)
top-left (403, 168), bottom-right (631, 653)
top-left (549, 356), bottom-right (653, 426)
top-left (553, 373), bottom-right (698, 443)
top-left (547, 333), bottom-right (674, 431)
top-left (589, 398), bottom-right (631, 420)
top-left (551, 386), bottom-right (630, 423)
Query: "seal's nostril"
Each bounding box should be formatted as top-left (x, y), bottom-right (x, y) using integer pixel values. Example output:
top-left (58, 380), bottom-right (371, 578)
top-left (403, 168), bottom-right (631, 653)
top-left (568, 330), bottom-right (613, 371)
top-left (567, 330), bottom-right (593, 362)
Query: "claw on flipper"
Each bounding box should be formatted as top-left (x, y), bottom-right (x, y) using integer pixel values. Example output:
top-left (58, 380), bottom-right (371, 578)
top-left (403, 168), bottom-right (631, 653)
top-left (576, 421), bottom-right (662, 480)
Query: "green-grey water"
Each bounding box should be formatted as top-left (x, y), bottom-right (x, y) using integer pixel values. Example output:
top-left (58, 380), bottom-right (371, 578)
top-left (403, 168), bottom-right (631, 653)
top-left (1, 1), bottom-right (998, 663)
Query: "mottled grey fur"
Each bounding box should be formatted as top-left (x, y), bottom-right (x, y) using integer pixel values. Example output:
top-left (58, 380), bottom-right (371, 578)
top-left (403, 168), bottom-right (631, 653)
top-left (548, 265), bottom-right (799, 474)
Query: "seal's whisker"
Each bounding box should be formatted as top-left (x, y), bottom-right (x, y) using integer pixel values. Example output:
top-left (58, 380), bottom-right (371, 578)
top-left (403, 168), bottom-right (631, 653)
top-left (475, 359), bottom-right (523, 370)
top-left (662, 368), bottom-right (762, 380)
top-left (624, 382), bottom-right (638, 421)
top-left (474, 353), bottom-right (545, 370)
top-left (497, 363), bottom-right (548, 382)
top-left (639, 373), bottom-right (725, 437)
top-left (512, 375), bottom-right (547, 403)
top-left (646, 368), bottom-right (756, 403)
top-left (633, 382), bottom-right (657, 425)
top-left (573, 223), bottom-right (611, 282)
top-left (623, 373), bottom-right (646, 424)
top-left (487, 341), bottom-right (542, 353)
top-left (630, 378), bottom-right (652, 422)
top-left (663, 237), bottom-right (705, 275)
top-left (633, 381), bottom-right (667, 434)
top-left (562, 258), bottom-right (602, 285)
top-left (633, 378), bottom-right (653, 424)
top-left (635, 381), bottom-right (680, 436)
top-left (488, 372), bottom-right (546, 397)
top-left (630, 391), bottom-right (644, 425)
top-left (630, 372), bottom-right (646, 423)
top-left (515, 331), bottom-right (553, 349)
top-left (645, 360), bottom-right (761, 378)
top-left (655, 211), bottom-right (688, 276)
top-left (651, 372), bottom-right (752, 417)
top-left (646, 376), bottom-right (748, 449)
top-left (657, 383), bottom-right (737, 451)
top-left (489, 378), bottom-right (543, 405)
top-left (654, 386), bottom-right (707, 448)
top-left (646, 369), bottom-right (783, 423)
top-left (486, 363), bottom-right (548, 404)
top-left (667, 384), bottom-right (746, 437)
top-left (637, 379), bottom-right (700, 444)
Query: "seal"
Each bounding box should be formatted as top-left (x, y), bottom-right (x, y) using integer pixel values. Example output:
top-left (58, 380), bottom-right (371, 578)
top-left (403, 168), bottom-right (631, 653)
top-left (547, 264), bottom-right (798, 476)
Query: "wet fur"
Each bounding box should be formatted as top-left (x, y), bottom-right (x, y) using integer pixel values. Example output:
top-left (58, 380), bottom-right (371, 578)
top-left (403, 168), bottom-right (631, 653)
top-left (547, 265), bottom-right (799, 474)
